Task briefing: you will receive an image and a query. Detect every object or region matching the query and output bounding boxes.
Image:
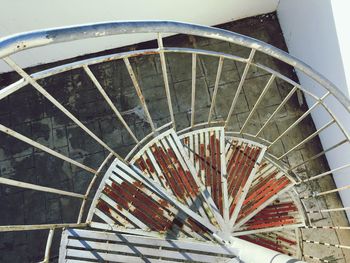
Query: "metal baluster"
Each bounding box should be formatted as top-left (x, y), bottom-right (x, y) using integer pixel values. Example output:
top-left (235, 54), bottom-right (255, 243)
top-left (225, 49), bottom-right (256, 127)
top-left (157, 33), bottom-right (176, 129)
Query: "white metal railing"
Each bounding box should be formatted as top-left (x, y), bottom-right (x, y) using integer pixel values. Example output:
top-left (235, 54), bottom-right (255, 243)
top-left (0, 21), bottom-right (349, 262)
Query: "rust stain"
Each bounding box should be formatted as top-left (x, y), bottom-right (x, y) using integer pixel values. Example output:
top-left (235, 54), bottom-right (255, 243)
top-left (188, 218), bottom-right (207, 234)
top-left (152, 146), bottom-right (179, 194)
top-left (240, 236), bottom-right (285, 254)
top-left (277, 235), bottom-right (297, 245)
top-left (145, 158), bottom-right (155, 173)
top-left (129, 50), bottom-right (159, 58)
top-left (97, 201), bottom-right (110, 214)
top-left (159, 199), bottom-right (170, 208)
top-left (156, 146), bottom-right (186, 199)
top-left (115, 181), bottom-right (174, 231)
top-left (183, 137), bottom-right (189, 145)
top-left (137, 158), bottom-right (147, 171)
top-left (199, 144), bottom-right (205, 171)
top-left (132, 181), bottom-right (143, 188)
top-left (104, 185), bottom-right (129, 210)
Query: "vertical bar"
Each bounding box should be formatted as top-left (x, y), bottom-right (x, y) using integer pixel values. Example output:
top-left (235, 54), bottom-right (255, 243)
top-left (191, 53), bottom-right (197, 127)
top-left (298, 163), bottom-right (350, 183)
top-left (77, 152), bottom-right (114, 223)
top-left (0, 124), bottom-right (96, 173)
top-left (3, 57), bottom-right (121, 159)
top-left (240, 74), bottom-right (275, 133)
top-left (277, 119), bottom-right (335, 160)
top-left (83, 65), bottom-right (139, 143)
top-left (268, 92), bottom-right (329, 149)
top-left (255, 86), bottom-right (297, 137)
top-left (208, 57), bottom-right (224, 124)
top-left (301, 183), bottom-right (350, 199)
top-left (157, 33), bottom-right (176, 129)
top-left (43, 229), bottom-right (55, 263)
top-left (123, 57), bottom-right (156, 132)
top-left (225, 49), bottom-right (256, 127)
top-left (0, 176), bottom-right (86, 198)
top-left (220, 128), bottom-right (230, 226)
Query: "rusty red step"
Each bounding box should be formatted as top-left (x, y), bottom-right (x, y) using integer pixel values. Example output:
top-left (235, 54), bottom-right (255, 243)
top-left (180, 127), bottom-right (226, 218)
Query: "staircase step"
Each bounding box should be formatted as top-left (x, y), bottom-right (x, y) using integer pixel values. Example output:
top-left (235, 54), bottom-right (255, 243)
top-left (88, 159), bottom-right (212, 240)
top-left (131, 129), bottom-right (225, 230)
top-left (233, 159), bottom-right (295, 230)
top-left (59, 228), bottom-right (238, 263)
top-left (224, 137), bottom-right (266, 226)
top-left (85, 127), bottom-right (304, 259)
top-left (238, 230), bottom-right (299, 258)
top-left (179, 127), bottom-right (227, 219)
top-left (233, 196), bottom-right (304, 235)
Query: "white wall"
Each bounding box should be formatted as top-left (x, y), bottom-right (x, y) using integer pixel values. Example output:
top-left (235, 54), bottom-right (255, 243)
top-left (0, 0), bottom-right (278, 72)
top-left (331, 1), bottom-right (350, 94)
top-left (277, 0), bottom-right (350, 219)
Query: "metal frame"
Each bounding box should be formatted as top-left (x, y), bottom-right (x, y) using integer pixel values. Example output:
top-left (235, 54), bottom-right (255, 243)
top-left (0, 20), bottom-right (349, 262)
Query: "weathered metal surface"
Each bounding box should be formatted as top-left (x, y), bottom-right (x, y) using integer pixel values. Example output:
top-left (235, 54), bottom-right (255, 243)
top-left (179, 127), bottom-right (227, 220)
top-left (239, 230), bottom-right (298, 257)
top-left (224, 138), bottom-right (266, 226)
top-left (1, 19), bottom-right (348, 262)
top-left (0, 21), bottom-right (347, 117)
top-left (233, 161), bottom-right (294, 230)
top-left (59, 228), bottom-right (238, 263)
top-left (90, 158), bottom-right (211, 239)
top-left (132, 129), bottom-right (225, 230)
top-left (236, 201), bottom-right (303, 233)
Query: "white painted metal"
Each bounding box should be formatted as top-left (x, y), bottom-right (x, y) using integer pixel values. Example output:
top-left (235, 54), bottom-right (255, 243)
top-left (191, 53), bottom-right (197, 128)
top-left (229, 236), bottom-right (305, 263)
top-left (123, 57), bottom-right (156, 132)
top-left (1, 20), bottom-right (349, 263)
top-left (83, 65), bottom-right (139, 143)
top-left (158, 33), bottom-right (176, 130)
top-left (229, 145), bottom-right (266, 228)
top-left (0, 223), bottom-right (87, 232)
top-left (225, 49), bottom-right (256, 126)
top-left (0, 124), bottom-right (96, 173)
top-left (240, 74), bottom-right (276, 133)
top-left (208, 56), bottom-right (224, 124)
top-left (0, 177), bottom-right (85, 199)
top-left (59, 228), bottom-right (238, 263)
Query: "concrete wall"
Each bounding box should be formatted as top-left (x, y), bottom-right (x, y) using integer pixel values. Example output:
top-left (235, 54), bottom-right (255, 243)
top-left (0, 0), bottom-right (278, 72)
top-left (277, 0), bottom-right (350, 219)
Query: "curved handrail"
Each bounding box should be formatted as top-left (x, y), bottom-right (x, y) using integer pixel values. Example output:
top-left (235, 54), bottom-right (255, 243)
top-left (0, 20), bottom-right (349, 111)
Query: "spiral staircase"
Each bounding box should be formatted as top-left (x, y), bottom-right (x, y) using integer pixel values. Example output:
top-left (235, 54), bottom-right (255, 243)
top-left (1, 20), bottom-right (350, 262)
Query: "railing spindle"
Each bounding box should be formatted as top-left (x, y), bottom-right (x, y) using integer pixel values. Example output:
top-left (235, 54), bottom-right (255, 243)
top-left (268, 92), bottom-right (330, 149)
top-left (240, 74), bottom-right (276, 133)
top-left (191, 53), bottom-right (197, 128)
top-left (157, 33), bottom-right (176, 129)
top-left (225, 49), bottom-right (256, 127)
top-left (277, 119), bottom-right (335, 160)
top-left (0, 124), bottom-right (96, 173)
top-left (208, 56), bottom-right (224, 124)
top-left (3, 57), bottom-right (121, 159)
top-left (123, 57), bottom-right (156, 132)
top-left (83, 65), bottom-right (139, 143)
top-left (0, 177), bottom-right (85, 198)
top-left (255, 86), bottom-right (298, 137)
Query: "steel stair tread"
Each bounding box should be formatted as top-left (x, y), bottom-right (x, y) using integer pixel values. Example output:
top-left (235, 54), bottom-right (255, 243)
top-left (131, 129), bottom-right (225, 230)
top-left (88, 158), bottom-right (212, 240)
top-left (59, 228), bottom-right (238, 263)
top-left (179, 127), bottom-right (228, 220)
top-left (238, 230), bottom-right (299, 258)
top-left (84, 127), bottom-right (304, 260)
